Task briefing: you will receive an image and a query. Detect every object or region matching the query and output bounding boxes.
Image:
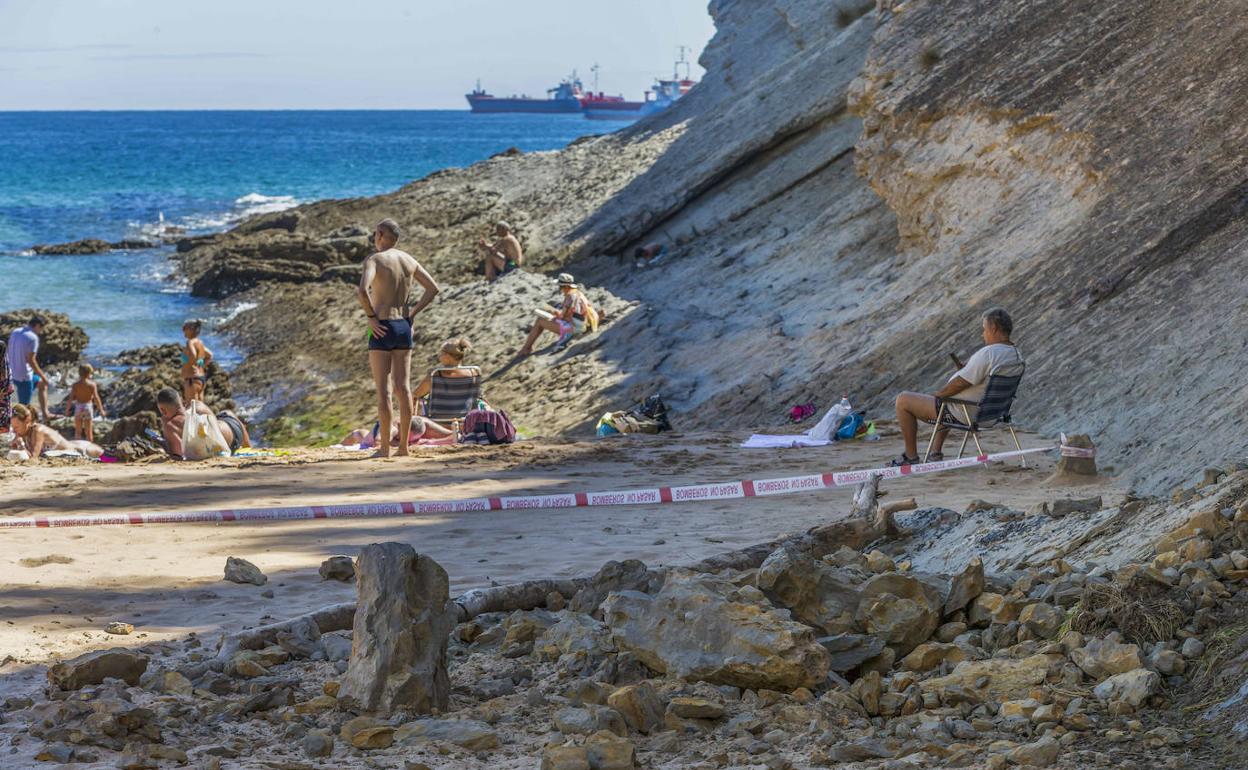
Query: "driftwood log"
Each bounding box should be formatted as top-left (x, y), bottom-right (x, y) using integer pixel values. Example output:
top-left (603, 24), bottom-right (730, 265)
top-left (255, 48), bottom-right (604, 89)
top-left (214, 479), bottom-right (915, 662)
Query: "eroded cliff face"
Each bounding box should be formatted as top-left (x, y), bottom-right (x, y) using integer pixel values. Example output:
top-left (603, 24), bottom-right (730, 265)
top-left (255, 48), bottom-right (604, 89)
top-left (202, 0), bottom-right (1248, 492)
top-left (841, 0), bottom-right (1248, 491)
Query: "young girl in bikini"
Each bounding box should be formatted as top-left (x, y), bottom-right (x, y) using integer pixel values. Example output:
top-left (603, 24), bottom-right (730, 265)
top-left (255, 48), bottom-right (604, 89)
top-left (67, 364), bottom-right (106, 442)
top-left (10, 404), bottom-right (103, 461)
top-left (180, 319), bottom-right (213, 405)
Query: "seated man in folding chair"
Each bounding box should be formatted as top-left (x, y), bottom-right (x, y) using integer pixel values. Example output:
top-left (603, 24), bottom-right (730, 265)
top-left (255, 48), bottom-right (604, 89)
top-left (891, 307), bottom-right (1024, 466)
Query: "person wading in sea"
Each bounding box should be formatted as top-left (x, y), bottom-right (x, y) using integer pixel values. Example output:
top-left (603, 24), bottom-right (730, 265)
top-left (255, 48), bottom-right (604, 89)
top-left (357, 218), bottom-right (439, 458)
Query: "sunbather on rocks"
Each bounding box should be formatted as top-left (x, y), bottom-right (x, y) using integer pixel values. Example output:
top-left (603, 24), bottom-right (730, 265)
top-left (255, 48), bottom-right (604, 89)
top-left (517, 274), bottom-right (592, 357)
top-left (10, 404), bottom-right (102, 461)
top-left (477, 221), bottom-right (523, 282)
top-left (891, 307), bottom-right (1023, 466)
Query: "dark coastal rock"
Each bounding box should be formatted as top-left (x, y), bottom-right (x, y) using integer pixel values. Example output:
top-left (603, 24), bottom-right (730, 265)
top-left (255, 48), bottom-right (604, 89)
top-left (191, 256), bottom-right (324, 297)
top-left (31, 238), bottom-right (111, 255)
top-left (236, 209), bottom-right (303, 234)
top-left (102, 344), bottom-right (232, 417)
top-left (109, 239), bottom-right (159, 250)
top-left (0, 308), bottom-right (88, 364)
top-left (29, 238), bottom-right (156, 254)
top-left (319, 264), bottom-right (364, 285)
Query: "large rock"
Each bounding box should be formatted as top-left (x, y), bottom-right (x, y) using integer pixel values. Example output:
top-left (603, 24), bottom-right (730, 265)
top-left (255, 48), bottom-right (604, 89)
top-left (394, 719), bottom-right (500, 750)
top-left (602, 570), bottom-right (830, 691)
top-left (943, 557), bottom-right (984, 616)
top-left (0, 309), bottom-right (88, 364)
top-left (854, 572), bottom-right (943, 656)
top-left (536, 613), bottom-right (616, 661)
top-left (756, 546), bottom-right (862, 634)
top-left (817, 633), bottom-right (887, 672)
top-left (48, 648), bottom-right (148, 690)
top-left (336, 543), bottom-right (456, 714)
top-left (606, 682), bottom-right (665, 734)
top-left (1093, 668), bottom-right (1160, 707)
top-left (1071, 637), bottom-right (1144, 681)
top-left (920, 654), bottom-right (1059, 701)
top-left (570, 559), bottom-right (654, 615)
top-left (223, 557), bottom-right (267, 585)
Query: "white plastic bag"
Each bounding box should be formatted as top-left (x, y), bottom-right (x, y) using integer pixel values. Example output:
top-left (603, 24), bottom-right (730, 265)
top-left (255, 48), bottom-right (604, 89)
top-left (806, 403), bottom-right (851, 442)
top-left (181, 401), bottom-right (231, 460)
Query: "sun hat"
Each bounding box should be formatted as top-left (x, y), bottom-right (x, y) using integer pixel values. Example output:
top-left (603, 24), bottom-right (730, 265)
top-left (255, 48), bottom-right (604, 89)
top-left (557, 273), bottom-right (576, 287)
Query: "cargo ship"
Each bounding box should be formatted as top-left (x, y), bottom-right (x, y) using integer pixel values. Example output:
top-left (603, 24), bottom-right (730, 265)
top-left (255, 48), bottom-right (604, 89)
top-left (583, 49), bottom-right (698, 121)
top-left (466, 72), bottom-right (627, 114)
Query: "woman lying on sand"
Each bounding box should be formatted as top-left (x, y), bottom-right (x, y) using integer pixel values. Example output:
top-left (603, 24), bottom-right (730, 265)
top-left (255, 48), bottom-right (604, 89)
top-left (341, 415), bottom-right (452, 449)
top-left (9, 404), bottom-right (103, 461)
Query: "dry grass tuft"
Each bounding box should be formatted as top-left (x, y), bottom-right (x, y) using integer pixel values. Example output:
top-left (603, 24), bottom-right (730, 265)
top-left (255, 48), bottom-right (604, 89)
top-left (1069, 582), bottom-right (1186, 645)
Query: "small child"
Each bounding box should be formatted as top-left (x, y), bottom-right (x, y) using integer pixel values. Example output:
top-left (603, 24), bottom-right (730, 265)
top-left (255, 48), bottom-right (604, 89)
top-left (68, 364), bottom-right (106, 442)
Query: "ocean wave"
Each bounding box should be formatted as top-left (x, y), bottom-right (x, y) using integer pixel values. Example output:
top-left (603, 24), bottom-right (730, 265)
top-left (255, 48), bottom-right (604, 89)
top-left (217, 300), bottom-right (258, 324)
top-left (127, 191), bottom-right (300, 241)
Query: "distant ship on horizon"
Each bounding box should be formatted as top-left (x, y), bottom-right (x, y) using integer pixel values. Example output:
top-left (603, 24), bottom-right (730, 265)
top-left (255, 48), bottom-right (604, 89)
top-left (583, 49), bottom-right (698, 122)
top-left (465, 70), bottom-right (628, 114)
top-left (466, 52), bottom-right (697, 120)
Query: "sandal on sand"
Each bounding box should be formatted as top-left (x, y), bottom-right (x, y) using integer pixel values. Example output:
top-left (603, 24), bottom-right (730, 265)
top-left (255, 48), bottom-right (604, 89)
top-left (928, 452), bottom-right (944, 462)
top-left (888, 454), bottom-right (919, 467)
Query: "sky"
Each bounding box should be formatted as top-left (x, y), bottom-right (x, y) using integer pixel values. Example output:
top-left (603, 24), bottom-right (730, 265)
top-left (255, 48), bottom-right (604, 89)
top-left (0, 0), bottom-right (717, 110)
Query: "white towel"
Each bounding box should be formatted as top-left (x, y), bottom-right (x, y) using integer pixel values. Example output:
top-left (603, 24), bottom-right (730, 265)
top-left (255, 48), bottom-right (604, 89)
top-left (741, 434), bottom-right (832, 449)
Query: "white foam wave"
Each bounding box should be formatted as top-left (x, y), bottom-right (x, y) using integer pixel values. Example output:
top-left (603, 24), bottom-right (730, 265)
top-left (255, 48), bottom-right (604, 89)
top-left (125, 192), bottom-right (300, 241)
top-left (219, 300), bottom-right (258, 323)
top-left (234, 192), bottom-right (298, 218)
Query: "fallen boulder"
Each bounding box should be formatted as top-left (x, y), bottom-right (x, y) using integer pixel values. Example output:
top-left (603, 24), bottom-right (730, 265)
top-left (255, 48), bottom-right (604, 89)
top-left (336, 542), bottom-right (456, 714)
top-left (47, 648), bottom-right (148, 690)
top-left (224, 557), bottom-right (267, 586)
top-left (855, 572), bottom-right (943, 656)
top-left (602, 570), bottom-right (830, 691)
top-left (756, 546), bottom-right (861, 634)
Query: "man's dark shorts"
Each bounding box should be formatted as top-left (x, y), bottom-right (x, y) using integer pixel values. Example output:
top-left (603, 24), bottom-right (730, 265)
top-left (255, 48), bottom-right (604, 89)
top-left (368, 318), bottom-right (413, 351)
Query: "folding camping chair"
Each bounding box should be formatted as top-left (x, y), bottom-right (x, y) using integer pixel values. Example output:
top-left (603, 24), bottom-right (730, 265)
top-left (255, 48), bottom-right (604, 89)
top-left (922, 365), bottom-right (1027, 467)
top-left (422, 366), bottom-right (483, 437)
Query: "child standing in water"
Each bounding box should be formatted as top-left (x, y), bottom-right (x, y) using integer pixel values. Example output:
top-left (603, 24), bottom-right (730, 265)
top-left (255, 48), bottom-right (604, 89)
top-left (68, 364), bottom-right (106, 441)
top-left (180, 319), bottom-right (213, 405)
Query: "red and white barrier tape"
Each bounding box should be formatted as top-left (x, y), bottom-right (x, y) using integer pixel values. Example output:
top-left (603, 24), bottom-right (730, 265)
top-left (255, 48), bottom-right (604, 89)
top-left (0, 445), bottom-right (1059, 530)
top-left (1057, 433), bottom-right (1096, 458)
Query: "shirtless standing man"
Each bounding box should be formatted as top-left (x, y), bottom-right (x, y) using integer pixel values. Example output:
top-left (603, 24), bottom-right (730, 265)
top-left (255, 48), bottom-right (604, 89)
top-left (477, 221), bottom-right (524, 282)
top-left (357, 218), bottom-right (440, 457)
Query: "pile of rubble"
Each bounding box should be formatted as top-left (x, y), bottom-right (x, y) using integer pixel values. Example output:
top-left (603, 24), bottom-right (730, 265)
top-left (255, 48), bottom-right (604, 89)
top-left (5, 474), bottom-right (1248, 769)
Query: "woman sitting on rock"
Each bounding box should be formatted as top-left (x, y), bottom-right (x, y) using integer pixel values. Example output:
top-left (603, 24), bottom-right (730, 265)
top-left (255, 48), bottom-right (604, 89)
top-left (10, 404), bottom-right (103, 461)
top-left (517, 274), bottom-right (595, 357)
top-left (179, 319), bottom-right (214, 405)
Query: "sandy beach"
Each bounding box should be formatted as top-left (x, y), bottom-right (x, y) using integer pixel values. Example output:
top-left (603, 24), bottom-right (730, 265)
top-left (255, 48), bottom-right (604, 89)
top-left (0, 426), bottom-right (1119, 697)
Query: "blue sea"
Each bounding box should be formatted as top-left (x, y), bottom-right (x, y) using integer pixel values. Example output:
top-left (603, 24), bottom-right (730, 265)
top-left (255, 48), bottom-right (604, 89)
top-left (0, 110), bottom-right (605, 362)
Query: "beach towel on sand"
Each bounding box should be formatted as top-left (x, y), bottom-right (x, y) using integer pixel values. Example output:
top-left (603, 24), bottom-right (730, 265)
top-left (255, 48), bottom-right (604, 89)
top-left (741, 401), bottom-right (851, 448)
top-left (740, 434), bottom-right (832, 448)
